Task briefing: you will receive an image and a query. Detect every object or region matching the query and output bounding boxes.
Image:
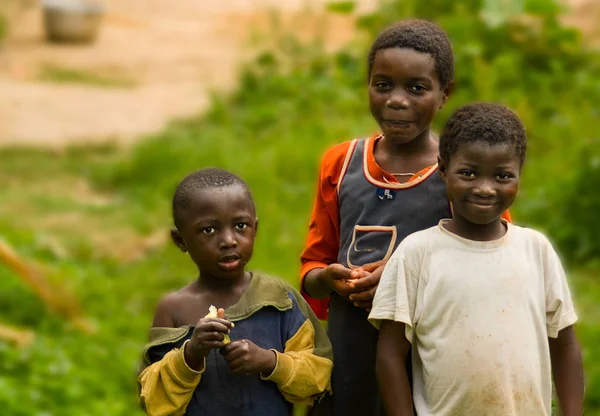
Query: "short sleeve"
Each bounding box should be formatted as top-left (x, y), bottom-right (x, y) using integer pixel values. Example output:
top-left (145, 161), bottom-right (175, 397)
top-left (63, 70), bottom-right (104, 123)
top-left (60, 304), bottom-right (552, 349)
top-left (368, 255), bottom-right (419, 343)
top-left (542, 236), bottom-right (578, 338)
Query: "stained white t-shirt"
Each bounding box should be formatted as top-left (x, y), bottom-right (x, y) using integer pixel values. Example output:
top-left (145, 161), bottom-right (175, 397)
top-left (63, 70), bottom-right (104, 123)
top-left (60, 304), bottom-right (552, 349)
top-left (369, 220), bottom-right (578, 416)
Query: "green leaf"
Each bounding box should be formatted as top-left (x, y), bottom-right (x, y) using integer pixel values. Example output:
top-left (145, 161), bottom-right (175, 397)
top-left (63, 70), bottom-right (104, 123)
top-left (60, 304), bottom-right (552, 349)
top-left (326, 1), bottom-right (356, 14)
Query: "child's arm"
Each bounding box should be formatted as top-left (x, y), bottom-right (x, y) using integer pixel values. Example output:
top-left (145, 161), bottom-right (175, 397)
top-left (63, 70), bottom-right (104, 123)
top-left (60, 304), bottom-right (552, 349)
top-left (369, 242), bottom-right (422, 414)
top-left (221, 319), bottom-right (333, 406)
top-left (548, 325), bottom-right (584, 416)
top-left (300, 143), bottom-right (351, 297)
top-left (377, 320), bottom-right (414, 416)
top-left (265, 290), bottom-right (333, 405)
top-left (224, 288), bottom-right (333, 406)
top-left (138, 344), bottom-right (202, 416)
top-left (303, 264), bottom-right (359, 299)
top-left (538, 232), bottom-right (582, 415)
top-left (138, 300), bottom-right (232, 415)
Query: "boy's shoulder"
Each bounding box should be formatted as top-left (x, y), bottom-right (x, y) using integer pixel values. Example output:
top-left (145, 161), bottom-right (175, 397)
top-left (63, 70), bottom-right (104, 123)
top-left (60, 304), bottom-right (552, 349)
top-left (159, 281), bottom-right (199, 305)
top-left (231, 272), bottom-right (297, 313)
top-left (319, 138), bottom-right (368, 170)
top-left (319, 140), bottom-right (352, 171)
top-left (152, 282), bottom-right (200, 327)
top-left (249, 272), bottom-right (290, 293)
top-left (393, 224), bottom-right (442, 255)
top-left (249, 272), bottom-right (304, 303)
top-left (508, 223), bottom-right (556, 251)
top-left (399, 222), bottom-right (554, 249)
top-left (247, 273), bottom-right (314, 317)
top-left (317, 137), bottom-right (378, 186)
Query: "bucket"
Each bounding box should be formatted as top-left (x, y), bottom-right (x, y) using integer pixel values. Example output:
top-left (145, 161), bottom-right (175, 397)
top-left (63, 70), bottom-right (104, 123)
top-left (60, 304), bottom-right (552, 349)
top-left (42, 0), bottom-right (105, 44)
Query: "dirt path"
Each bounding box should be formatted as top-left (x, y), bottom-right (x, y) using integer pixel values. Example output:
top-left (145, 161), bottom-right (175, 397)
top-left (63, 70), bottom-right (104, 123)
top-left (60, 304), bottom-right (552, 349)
top-left (0, 0), bottom-right (375, 147)
top-left (0, 0), bottom-right (596, 147)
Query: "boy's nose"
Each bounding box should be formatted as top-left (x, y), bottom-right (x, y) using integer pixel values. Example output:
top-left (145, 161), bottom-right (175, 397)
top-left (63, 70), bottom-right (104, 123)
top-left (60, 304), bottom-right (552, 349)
top-left (473, 179), bottom-right (496, 197)
top-left (386, 90), bottom-right (409, 110)
top-left (219, 230), bottom-right (238, 248)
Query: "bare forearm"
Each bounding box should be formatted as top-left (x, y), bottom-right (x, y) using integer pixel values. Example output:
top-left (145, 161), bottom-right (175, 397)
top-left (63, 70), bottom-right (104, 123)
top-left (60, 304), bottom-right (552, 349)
top-left (378, 357), bottom-right (413, 416)
top-left (303, 268), bottom-right (331, 299)
top-left (549, 326), bottom-right (584, 416)
top-left (377, 321), bottom-right (413, 416)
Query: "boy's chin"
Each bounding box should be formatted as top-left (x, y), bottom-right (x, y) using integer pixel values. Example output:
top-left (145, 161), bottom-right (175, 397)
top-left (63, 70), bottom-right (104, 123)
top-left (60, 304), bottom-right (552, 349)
top-left (380, 127), bottom-right (421, 145)
top-left (462, 213), bottom-right (504, 226)
top-left (201, 265), bottom-right (247, 280)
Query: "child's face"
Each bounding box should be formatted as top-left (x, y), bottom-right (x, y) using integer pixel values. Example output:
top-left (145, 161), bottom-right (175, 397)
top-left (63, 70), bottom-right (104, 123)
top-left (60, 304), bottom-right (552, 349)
top-left (172, 184), bottom-right (257, 281)
top-left (368, 47), bottom-right (450, 145)
top-left (440, 141), bottom-right (521, 226)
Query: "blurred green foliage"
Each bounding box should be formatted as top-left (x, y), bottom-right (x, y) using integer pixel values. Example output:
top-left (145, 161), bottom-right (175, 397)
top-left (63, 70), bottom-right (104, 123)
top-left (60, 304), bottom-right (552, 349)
top-left (37, 65), bottom-right (137, 88)
top-left (0, 14), bottom-right (7, 43)
top-left (0, 0), bottom-right (599, 414)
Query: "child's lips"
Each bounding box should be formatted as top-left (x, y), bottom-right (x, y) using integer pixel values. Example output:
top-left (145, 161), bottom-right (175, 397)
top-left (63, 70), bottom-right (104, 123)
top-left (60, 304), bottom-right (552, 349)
top-left (383, 120), bottom-right (413, 129)
top-left (384, 119), bottom-right (412, 125)
top-left (218, 254), bottom-right (241, 270)
top-left (468, 200), bottom-right (498, 210)
top-left (219, 259), bottom-right (241, 270)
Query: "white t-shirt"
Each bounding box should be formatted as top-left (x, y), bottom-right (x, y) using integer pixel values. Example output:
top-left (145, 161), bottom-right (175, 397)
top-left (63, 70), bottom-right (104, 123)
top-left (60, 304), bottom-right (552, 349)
top-left (369, 220), bottom-right (578, 416)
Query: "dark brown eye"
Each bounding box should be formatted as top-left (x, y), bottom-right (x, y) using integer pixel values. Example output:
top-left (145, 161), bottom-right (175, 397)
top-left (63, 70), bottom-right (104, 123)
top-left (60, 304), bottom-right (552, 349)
top-left (374, 81), bottom-right (391, 91)
top-left (409, 84), bottom-right (427, 93)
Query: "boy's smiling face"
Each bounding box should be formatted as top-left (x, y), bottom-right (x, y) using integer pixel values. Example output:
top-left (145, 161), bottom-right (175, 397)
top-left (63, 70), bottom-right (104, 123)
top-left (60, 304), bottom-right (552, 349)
top-left (171, 184), bottom-right (257, 281)
top-left (369, 47), bottom-right (450, 145)
top-left (440, 141), bottom-right (521, 230)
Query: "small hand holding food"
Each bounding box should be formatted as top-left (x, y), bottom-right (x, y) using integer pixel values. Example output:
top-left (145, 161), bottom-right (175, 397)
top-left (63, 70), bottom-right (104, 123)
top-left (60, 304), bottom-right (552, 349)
top-left (184, 306), bottom-right (233, 371)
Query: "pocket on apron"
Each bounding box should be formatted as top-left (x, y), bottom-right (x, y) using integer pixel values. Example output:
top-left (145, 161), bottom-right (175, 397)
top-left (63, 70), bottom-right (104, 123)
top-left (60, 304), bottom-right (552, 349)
top-left (346, 225), bottom-right (397, 269)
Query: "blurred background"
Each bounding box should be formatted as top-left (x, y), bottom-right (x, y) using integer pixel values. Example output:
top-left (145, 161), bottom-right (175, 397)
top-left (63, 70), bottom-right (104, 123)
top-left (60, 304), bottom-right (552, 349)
top-left (0, 0), bottom-right (598, 414)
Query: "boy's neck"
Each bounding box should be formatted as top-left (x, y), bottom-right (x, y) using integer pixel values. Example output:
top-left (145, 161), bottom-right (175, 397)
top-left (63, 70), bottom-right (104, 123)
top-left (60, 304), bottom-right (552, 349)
top-left (379, 129), bottom-right (436, 156)
top-left (197, 270), bottom-right (252, 294)
top-left (375, 130), bottom-right (438, 177)
top-left (444, 217), bottom-right (507, 242)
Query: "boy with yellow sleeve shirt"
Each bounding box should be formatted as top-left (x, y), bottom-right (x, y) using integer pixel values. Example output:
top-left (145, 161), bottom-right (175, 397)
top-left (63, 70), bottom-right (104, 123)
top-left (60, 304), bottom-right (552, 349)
top-left (138, 168), bottom-right (333, 416)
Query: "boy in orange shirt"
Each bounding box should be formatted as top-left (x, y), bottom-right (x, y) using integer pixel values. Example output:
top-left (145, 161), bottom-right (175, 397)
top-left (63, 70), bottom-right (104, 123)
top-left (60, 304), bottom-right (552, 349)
top-left (301, 20), bottom-right (510, 415)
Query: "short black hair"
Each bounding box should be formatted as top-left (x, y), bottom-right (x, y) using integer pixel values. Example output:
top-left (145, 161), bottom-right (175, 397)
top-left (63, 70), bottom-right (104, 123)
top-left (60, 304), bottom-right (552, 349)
top-left (172, 168), bottom-right (254, 228)
top-left (439, 102), bottom-right (527, 166)
top-left (367, 19), bottom-right (454, 88)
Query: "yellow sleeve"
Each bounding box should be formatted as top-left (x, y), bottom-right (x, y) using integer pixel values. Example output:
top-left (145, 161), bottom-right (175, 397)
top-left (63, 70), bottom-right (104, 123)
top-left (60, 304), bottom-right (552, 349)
top-left (261, 298), bottom-right (333, 406)
top-left (138, 340), bottom-right (204, 416)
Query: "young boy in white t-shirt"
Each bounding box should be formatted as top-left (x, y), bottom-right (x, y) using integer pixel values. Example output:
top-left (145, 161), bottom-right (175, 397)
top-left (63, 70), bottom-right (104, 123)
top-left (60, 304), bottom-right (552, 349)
top-left (369, 103), bottom-right (584, 416)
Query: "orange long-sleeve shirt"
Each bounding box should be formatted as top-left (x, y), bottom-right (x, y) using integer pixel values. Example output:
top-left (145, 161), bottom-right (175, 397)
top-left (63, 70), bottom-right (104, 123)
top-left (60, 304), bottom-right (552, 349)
top-left (300, 135), bottom-right (511, 319)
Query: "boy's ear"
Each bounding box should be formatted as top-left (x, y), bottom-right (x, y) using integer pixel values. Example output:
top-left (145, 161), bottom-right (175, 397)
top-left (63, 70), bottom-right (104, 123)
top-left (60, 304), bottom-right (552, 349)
top-left (437, 155), bottom-right (448, 183)
top-left (170, 228), bottom-right (187, 252)
top-left (439, 80), bottom-right (455, 109)
top-left (254, 217), bottom-right (259, 236)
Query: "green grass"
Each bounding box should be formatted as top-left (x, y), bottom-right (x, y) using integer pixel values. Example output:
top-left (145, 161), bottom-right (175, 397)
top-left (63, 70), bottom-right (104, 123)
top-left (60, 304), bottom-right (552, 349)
top-left (1, 130), bottom-right (599, 415)
top-left (37, 65), bottom-right (136, 88)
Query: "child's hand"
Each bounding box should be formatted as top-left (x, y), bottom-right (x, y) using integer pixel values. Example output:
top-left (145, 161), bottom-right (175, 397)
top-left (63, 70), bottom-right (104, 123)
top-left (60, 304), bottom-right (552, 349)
top-left (220, 339), bottom-right (277, 375)
top-left (184, 308), bottom-right (233, 370)
top-left (349, 263), bottom-right (385, 311)
top-left (320, 263), bottom-right (361, 298)
top-left (360, 259), bottom-right (386, 273)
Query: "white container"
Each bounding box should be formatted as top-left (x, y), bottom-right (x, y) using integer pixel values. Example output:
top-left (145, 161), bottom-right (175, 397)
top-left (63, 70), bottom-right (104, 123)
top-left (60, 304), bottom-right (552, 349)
top-left (42, 0), bottom-right (105, 43)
